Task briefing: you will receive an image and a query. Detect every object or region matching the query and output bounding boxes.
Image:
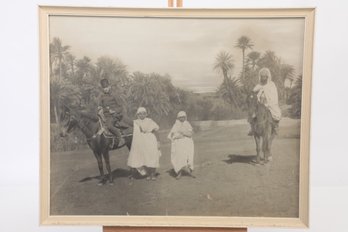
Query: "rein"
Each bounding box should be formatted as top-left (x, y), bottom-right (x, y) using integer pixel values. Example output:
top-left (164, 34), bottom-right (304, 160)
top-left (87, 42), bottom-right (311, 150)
top-left (65, 107), bottom-right (98, 141)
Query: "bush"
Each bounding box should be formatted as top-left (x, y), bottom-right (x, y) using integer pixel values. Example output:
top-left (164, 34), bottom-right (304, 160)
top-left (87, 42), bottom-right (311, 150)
top-left (288, 76), bottom-right (302, 119)
top-left (50, 124), bottom-right (86, 152)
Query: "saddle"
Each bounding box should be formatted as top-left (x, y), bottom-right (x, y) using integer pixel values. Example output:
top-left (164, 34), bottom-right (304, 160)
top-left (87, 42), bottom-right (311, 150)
top-left (96, 117), bottom-right (131, 149)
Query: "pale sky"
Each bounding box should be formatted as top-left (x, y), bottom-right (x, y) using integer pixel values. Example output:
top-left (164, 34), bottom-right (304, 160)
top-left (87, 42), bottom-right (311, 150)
top-left (50, 16), bottom-right (305, 93)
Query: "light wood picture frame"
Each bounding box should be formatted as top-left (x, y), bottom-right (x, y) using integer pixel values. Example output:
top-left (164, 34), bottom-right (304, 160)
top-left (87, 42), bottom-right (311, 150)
top-left (39, 6), bottom-right (315, 228)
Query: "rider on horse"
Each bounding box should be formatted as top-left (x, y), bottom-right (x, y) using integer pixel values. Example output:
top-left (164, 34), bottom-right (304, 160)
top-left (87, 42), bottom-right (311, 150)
top-left (248, 67), bottom-right (282, 136)
top-left (98, 78), bottom-right (133, 141)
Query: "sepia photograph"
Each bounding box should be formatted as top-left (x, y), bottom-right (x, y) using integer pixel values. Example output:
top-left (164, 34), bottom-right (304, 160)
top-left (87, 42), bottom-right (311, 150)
top-left (40, 7), bottom-right (314, 228)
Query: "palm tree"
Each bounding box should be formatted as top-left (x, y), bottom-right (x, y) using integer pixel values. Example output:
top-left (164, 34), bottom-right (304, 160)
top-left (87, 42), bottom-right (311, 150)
top-left (49, 43), bottom-right (55, 77)
top-left (96, 56), bottom-right (128, 79)
top-left (247, 51), bottom-right (261, 70)
top-left (217, 77), bottom-right (243, 109)
top-left (214, 51), bottom-right (242, 109)
top-left (50, 37), bottom-right (70, 79)
top-left (75, 56), bottom-right (93, 83)
top-left (65, 53), bottom-right (76, 77)
top-left (280, 64), bottom-right (296, 102)
top-left (257, 50), bottom-right (280, 69)
top-left (50, 77), bottom-right (80, 125)
top-left (152, 73), bottom-right (180, 105)
top-left (280, 64), bottom-right (295, 84)
top-left (74, 56), bottom-right (100, 106)
top-left (235, 36), bottom-right (254, 79)
top-left (127, 72), bottom-right (171, 119)
top-left (288, 75), bottom-right (303, 118)
top-left (214, 51), bottom-right (234, 81)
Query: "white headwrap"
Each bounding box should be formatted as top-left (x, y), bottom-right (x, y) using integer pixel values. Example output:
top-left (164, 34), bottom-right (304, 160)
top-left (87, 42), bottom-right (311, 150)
top-left (168, 111), bottom-right (192, 140)
top-left (136, 107), bottom-right (147, 114)
top-left (256, 68), bottom-right (282, 121)
top-left (177, 111), bottom-right (187, 118)
top-left (258, 67), bottom-right (272, 84)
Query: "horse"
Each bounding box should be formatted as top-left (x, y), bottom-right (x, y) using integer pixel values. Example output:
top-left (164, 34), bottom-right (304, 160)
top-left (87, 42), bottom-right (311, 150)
top-left (59, 105), bottom-right (133, 185)
top-left (246, 92), bottom-right (276, 164)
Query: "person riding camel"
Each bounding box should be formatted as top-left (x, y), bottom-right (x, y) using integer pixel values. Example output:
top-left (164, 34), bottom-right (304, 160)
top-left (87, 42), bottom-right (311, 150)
top-left (97, 78), bottom-right (133, 140)
top-left (248, 67), bottom-right (282, 136)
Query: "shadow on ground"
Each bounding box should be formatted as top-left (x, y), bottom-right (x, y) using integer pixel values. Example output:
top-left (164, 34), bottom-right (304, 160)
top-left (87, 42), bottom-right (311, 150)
top-left (79, 168), bottom-right (132, 182)
top-left (166, 168), bottom-right (196, 179)
top-left (166, 169), bottom-right (177, 178)
top-left (223, 154), bottom-right (257, 165)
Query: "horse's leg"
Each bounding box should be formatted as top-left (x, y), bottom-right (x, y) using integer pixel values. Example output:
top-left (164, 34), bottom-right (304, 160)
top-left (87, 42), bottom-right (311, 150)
top-left (262, 135), bottom-right (268, 163)
top-left (102, 150), bottom-right (113, 185)
top-left (94, 151), bottom-right (105, 185)
top-left (254, 135), bottom-right (261, 164)
top-left (267, 131), bottom-right (275, 162)
top-left (268, 129), bottom-right (276, 159)
top-left (266, 125), bottom-right (274, 161)
top-left (264, 126), bottom-right (273, 162)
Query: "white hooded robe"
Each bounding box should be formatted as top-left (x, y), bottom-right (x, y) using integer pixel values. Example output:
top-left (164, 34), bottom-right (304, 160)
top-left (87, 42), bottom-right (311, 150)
top-left (168, 120), bottom-right (194, 174)
top-left (127, 118), bottom-right (161, 170)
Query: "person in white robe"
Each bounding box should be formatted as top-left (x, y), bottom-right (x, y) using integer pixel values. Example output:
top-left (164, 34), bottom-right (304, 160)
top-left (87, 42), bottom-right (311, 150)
top-left (248, 67), bottom-right (281, 136)
top-left (127, 107), bottom-right (161, 180)
top-left (168, 111), bottom-right (195, 179)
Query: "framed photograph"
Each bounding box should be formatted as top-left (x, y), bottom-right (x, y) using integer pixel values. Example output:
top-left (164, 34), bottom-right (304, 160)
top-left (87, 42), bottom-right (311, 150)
top-left (39, 6), bottom-right (315, 228)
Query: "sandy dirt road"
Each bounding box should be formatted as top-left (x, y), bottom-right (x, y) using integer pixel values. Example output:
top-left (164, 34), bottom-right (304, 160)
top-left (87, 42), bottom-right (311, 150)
top-left (50, 119), bottom-right (300, 217)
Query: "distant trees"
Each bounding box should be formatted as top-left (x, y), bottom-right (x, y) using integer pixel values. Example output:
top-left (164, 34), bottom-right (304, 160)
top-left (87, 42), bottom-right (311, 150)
top-left (48, 36), bottom-right (304, 152)
top-left (65, 53), bottom-right (76, 77)
top-left (49, 35), bottom-right (303, 129)
top-left (288, 75), bottom-right (302, 118)
top-left (50, 37), bottom-right (70, 80)
top-left (214, 35), bottom-right (303, 118)
top-left (247, 51), bottom-right (260, 70)
top-left (49, 37), bottom-right (237, 129)
top-left (126, 72), bottom-right (171, 120)
top-left (50, 78), bottom-right (80, 125)
top-left (96, 56), bottom-right (128, 84)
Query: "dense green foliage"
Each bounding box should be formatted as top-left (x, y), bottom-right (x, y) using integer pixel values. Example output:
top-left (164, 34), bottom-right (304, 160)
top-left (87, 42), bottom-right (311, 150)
top-left (287, 75), bottom-right (303, 118)
top-left (49, 38), bottom-right (241, 128)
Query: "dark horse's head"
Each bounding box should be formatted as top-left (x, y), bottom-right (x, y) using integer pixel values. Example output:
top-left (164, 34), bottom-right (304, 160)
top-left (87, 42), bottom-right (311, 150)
top-left (246, 91), bottom-right (273, 129)
top-left (59, 105), bottom-right (79, 137)
top-left (246, 91), bottom-right (258, 118)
